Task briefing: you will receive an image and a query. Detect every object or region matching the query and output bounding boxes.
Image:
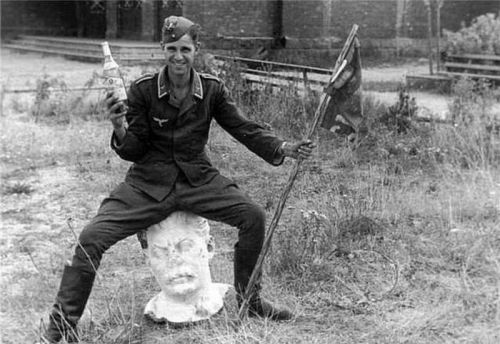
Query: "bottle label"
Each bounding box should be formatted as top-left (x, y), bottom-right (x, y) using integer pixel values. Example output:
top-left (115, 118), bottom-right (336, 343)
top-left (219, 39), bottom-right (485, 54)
top-left (105, 77), bottom-right (127, 101)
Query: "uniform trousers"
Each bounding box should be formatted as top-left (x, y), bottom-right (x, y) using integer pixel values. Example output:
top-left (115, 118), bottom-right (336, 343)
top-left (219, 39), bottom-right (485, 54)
top-left (71, 173), bottom-right (266, 274)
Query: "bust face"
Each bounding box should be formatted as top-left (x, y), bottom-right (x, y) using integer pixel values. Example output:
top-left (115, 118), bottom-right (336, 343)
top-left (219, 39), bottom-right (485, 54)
top-left (147, 212), bottom-right (213, 300)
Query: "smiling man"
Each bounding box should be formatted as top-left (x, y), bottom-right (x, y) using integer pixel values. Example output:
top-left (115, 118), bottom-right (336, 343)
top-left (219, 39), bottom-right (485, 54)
top-left (42, 16), bottom-right (316, 343)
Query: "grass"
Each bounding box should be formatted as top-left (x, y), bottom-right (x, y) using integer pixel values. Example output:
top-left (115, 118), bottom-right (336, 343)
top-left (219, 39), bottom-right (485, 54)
top-left (0, 63), bottom-right (499, 344)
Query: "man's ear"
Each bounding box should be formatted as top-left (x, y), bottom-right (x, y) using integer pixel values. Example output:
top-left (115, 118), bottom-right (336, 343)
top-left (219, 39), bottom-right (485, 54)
top-left (206, 235), bottom-right (215, 259)
top-left (195, 41), bottom-right (201, 52)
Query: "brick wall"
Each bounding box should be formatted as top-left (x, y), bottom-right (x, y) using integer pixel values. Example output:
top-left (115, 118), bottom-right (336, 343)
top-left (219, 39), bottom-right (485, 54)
top-left (329, 0), bottom-right (397, 39)
top-left (281, 0), bottom-right (499, 52)
top-left (282, 0), bottom-right (398, 40)
top-left (2, 0), bottom-right (498, 56)
top-left (282, 0), bottom-right (398, 49)
top-left (183, 0), bottom-right (280, 38)
top-left (282, 0), bottom-right (329, 38)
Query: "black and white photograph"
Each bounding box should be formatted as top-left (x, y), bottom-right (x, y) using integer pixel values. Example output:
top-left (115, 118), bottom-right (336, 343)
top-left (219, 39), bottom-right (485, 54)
top-left (1, 0), bottom-right (499, 343)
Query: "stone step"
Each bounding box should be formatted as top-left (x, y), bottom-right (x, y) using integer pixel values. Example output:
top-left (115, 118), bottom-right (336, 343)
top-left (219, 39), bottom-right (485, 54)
top-left (11, 40), bottom-right (164, 59)
top-left (13, 39), bottom-right (161, 56)
top-left (12, 35), bottom-right (161, 51)
top-left (2, 43), bottom-right (102, 63)
top-left (5, 35), bottom-right (165, 64)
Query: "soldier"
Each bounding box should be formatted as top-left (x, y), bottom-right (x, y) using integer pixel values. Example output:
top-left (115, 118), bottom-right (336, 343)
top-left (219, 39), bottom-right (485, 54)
top-left (42, 15), bottom-right (316, 343)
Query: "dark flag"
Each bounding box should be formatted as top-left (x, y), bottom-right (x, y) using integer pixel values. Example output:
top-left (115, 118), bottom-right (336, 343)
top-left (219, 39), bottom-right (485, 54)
top-left (321, 36), bottom-right (364, 138)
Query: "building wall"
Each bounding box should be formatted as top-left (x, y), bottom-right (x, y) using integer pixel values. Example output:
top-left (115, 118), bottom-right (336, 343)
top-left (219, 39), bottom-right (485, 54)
top-left (118, 3), bottom-right (143, 40)
top-left (279, 0), bottom-right (499, 54)
top-left (282, 0), bottom-right (329, 39)
top-left (282, 0), bottom-right (398, 40)
top-left (1, 0), bottom-right (498, 55)
top-left (183, 0), bottom-right (280, 39)
top-left (1, 0), bottom-right (80, 38)
top-left (330, 0), bottom-right (398, 39)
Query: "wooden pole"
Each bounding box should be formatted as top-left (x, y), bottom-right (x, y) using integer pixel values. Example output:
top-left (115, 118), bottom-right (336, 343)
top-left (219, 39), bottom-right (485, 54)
top-left (424, 0), bottom-right (434, 75)
top-left (436, 0), bottom-right (444, 72)
top-left (238, 24), bottom-right (359, 320)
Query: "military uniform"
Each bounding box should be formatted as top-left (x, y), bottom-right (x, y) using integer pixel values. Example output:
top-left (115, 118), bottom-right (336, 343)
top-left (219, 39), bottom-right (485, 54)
top-left (71, 67), bottom-right (285, 272)
top-left (112, 67), bottom-right (283, 201)
top-left (43, 16), bottom-right (292, 344)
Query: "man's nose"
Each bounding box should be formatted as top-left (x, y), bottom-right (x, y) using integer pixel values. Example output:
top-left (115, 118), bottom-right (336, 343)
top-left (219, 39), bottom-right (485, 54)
top-left (174, 49), bottom-right (183, 60)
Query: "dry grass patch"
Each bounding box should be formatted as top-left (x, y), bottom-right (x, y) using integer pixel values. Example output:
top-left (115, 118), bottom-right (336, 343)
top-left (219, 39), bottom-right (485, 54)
top-left (0, 61), bottom-right (499, 343)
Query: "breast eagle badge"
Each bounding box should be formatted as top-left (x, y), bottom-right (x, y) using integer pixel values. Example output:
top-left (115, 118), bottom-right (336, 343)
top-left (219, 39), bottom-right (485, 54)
top-left (153, 117), bottom-right (169, 127)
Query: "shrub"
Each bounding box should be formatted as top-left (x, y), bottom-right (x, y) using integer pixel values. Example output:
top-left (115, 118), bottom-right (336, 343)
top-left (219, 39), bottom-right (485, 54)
top-left (378, 87), bottom-right (417, 133)
top-left (31, 73), bottom-right (69, 122)
top-left (430, 78), bottom-right (500, 169)
top-left (2, 182), bottom-right (34, 195)
top-left (217, 59), bottom-right (317, 139)
top-left (443, 13), bottom-right (500, 55)
top-left (30, 73), bottom-right (106, 124)
top-left (270, 209), bottom-right (333, 276)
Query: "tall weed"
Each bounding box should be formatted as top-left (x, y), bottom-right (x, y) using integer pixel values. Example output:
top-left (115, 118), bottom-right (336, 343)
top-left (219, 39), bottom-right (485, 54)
top-left (434, 78), bottom-right (500, 169)
top-left (30, 73), bottom-right (106, 124)
top-left (217, 59), bottom-right (316, 139)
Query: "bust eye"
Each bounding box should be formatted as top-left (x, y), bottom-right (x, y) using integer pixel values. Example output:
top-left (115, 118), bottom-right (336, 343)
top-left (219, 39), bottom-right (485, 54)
top-left (151, 245), bottom-right (169, 258)
top-left (177, 239), bottom-right (195, 253)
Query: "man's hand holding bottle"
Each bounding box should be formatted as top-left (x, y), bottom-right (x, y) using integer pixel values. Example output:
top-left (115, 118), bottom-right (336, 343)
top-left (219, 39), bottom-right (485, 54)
top-left (105, 92), bottom-right (128, 142)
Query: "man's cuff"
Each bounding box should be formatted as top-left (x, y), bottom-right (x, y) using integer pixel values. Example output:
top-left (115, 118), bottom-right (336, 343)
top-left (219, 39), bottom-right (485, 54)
top-left (110, 131), bottom-right (126, 151)
top-left (271, 141), bottom-right (286, 166)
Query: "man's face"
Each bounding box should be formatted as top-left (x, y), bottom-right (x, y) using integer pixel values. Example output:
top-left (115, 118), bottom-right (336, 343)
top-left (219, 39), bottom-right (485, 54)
top-left (148, 216), bottom-right (211, 299)
top-left (163, 34), bottom-right (198, 77)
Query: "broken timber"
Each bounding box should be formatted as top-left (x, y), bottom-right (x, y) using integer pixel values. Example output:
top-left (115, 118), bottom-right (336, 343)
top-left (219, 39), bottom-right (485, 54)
top-left (213, 55), bottom-right (334, 91)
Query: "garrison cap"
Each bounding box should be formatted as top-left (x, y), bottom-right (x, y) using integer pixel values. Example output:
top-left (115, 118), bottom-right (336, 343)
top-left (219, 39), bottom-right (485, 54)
top-left (161, 16), bottom-right (199, 44)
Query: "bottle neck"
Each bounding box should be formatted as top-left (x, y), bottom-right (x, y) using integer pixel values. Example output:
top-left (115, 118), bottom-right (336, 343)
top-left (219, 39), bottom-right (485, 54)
top-left (101, 42), bottom-right (112, 57)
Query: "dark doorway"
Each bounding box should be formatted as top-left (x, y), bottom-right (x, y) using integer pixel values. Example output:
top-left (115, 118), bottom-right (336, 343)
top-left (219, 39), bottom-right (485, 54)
top-left (117, 0), bottom-right (142, 39)
top-left (75, 1), bottom-right (106, 38)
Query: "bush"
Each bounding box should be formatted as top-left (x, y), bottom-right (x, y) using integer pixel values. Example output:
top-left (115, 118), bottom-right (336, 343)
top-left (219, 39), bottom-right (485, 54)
top-left (1, 182), bottom-right (34, 195)
top-left (217, 59), bottom-right (317, 139)
top-left (29, 73), bottom-right (106, 124)
top-left (430, 78), bottom-right (500, 169)
top-left (378, 87), bottom-right (417, 134)
top-left (443, 13), bottom-right (500, 55)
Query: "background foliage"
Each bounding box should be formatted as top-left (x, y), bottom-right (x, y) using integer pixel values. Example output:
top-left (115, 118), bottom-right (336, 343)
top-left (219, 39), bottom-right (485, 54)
top-left (443, 12), bottom-right (500, 55)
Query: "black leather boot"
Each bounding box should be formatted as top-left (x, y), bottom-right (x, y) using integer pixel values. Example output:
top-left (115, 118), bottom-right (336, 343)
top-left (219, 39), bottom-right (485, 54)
top-left (234, 245), bottom-right (294, 321)
top-left (41, 265), bottom-right (96, 343)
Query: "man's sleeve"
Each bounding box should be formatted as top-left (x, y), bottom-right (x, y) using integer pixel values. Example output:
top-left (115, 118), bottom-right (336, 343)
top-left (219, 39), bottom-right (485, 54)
top-left (111, 82), bottom-right (151, 162)
top-left (213, 82), bottom-right (285, 166)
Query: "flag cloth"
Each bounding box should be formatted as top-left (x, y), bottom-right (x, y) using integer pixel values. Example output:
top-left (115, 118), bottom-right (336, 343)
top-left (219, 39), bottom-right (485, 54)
top-left (320, 36), bottom-right (364, 136)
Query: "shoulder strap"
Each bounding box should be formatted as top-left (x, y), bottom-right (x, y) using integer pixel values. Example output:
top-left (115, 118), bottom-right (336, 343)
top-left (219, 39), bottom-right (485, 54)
top-left (199, 72), bottom-right (221, 83)
top-left (135, 73), bottom-right (155, 85)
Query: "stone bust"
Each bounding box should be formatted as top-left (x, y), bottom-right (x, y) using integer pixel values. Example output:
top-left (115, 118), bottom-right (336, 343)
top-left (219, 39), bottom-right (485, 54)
top-left (144, 211), bottom-right (231, 324)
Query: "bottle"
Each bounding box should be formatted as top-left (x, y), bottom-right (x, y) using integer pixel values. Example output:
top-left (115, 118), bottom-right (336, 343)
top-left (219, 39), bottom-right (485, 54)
top-left (101, 41), bottom-right (127, 102)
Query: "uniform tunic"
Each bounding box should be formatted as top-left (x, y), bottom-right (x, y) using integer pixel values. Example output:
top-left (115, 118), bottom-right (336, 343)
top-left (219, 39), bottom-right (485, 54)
top-left (71, 67), bottom-right (286, 272)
